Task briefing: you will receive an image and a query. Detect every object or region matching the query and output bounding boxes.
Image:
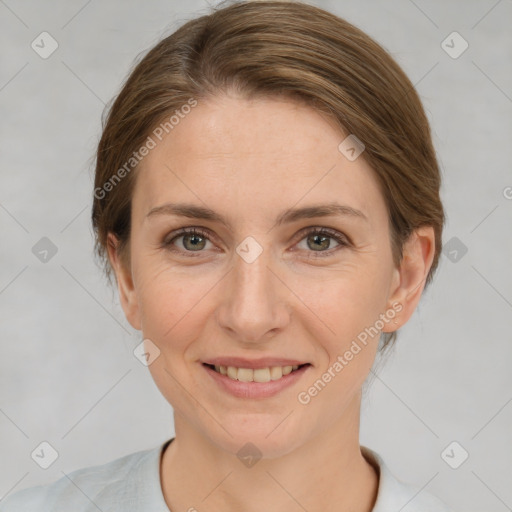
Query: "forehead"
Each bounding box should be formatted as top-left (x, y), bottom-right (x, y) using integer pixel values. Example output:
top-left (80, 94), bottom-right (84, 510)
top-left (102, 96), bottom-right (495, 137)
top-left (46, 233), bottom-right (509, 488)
top-left (132, 95), bottom-right (386, 227)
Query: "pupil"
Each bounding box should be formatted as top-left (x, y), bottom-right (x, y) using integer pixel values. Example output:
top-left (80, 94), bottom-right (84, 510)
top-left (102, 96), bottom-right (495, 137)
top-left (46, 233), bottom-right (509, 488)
top-left (309, 234), bottom-right (329, 250)
top-left (185, 234), bottom-right (205, 251)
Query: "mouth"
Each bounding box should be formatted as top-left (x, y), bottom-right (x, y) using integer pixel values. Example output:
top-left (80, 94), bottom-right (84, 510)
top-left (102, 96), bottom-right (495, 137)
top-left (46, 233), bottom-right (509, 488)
top-left (202, 362), bottom-right (311, 383)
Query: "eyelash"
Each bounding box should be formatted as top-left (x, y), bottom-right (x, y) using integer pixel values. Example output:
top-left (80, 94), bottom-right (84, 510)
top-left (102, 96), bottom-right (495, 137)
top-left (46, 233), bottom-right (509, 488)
top-left (162, 226), bottom-right (350, 258)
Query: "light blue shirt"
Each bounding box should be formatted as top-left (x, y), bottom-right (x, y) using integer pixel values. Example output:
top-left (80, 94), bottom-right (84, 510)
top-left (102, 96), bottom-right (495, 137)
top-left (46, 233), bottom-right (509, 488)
top-left (0, 439), bottom-right (453, 511)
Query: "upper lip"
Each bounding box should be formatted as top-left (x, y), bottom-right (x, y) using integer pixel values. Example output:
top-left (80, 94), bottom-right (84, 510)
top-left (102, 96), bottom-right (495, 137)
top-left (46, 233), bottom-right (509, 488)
top-left (202, 357), bottom-right (309, 369)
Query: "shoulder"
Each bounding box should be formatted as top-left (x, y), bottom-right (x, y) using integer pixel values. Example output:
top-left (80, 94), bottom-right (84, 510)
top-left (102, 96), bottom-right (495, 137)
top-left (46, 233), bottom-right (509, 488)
top-left (0, 441), bottom-right (169, 512)
top-left (361, 446), bottom-right (455, 512)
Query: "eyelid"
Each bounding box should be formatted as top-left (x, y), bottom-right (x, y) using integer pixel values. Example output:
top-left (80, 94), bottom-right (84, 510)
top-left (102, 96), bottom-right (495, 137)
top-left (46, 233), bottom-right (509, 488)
top-left (163, 226), bottom-right (214, 244)
top-left (294, 225), bottom-right (351, 246)
top-left (290, 226), bottom-right (351, 258)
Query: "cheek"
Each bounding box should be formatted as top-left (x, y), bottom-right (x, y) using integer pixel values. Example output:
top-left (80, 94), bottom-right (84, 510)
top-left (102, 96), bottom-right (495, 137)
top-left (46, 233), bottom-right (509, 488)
top-left (293, 274), bottom-right (386, 409)
top-left (135, 268), bottom-right (208, 392)
top-left (295, 262), bottom-right (391, 332)
top-left (134, 259), bottom-right (216, 348)
top-left (290, 261), bottom-right (391, 379)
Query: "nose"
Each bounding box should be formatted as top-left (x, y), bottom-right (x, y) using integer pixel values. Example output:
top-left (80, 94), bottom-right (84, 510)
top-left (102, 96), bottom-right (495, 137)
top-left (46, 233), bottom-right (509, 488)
top-left (215, 245), bottom-right (291, 344)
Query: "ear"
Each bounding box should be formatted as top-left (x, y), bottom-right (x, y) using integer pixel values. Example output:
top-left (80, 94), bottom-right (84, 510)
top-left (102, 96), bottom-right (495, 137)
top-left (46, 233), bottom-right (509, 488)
top-left (382, 226), bottom-right (436, 332)
top-left (107, 233), bottom-right (141, 331)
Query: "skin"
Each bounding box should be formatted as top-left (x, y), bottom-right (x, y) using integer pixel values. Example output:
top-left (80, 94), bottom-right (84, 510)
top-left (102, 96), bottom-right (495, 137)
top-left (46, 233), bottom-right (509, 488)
top-left (107, 93), bottom-right (435, 512)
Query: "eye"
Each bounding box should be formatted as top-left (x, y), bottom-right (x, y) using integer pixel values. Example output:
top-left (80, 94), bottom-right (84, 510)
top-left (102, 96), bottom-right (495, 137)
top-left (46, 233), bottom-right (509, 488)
top-left (162, 226), bottom-right (350, 258)
top-left (294, 227), bottom-right (350, 257)
top-left (163, 227), bottom-right (215, 256)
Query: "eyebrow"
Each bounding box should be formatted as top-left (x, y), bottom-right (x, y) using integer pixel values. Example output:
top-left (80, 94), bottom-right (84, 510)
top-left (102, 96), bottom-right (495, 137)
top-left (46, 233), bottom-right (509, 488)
top-left (146, 201), bottom-right (367, 228)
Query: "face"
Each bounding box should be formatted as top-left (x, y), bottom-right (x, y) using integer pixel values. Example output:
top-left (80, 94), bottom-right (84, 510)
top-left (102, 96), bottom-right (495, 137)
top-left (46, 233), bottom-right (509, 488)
top-left (109, 94), bottom-right (433, 458)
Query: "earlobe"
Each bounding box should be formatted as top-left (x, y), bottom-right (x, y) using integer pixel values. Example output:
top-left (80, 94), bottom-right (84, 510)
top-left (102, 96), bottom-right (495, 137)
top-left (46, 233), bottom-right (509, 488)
top-left (382, 226), bottom-right (436, 332)
top-left (106, 233), bottom-right (142, 331)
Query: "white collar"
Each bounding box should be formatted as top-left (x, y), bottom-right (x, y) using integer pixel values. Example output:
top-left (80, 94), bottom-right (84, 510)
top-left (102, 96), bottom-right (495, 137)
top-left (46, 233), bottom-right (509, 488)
top-left (141, 439), bottom-right (452, 511)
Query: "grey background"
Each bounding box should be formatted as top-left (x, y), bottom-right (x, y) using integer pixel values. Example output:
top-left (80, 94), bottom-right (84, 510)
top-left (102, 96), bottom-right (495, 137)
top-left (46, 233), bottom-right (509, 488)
top-left (1, 1), bottom-right (511, 511)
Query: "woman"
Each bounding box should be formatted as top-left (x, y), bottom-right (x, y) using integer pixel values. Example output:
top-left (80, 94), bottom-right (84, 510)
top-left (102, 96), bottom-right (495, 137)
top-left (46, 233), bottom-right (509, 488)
top-left (0, 1), bottom-right (453, 511)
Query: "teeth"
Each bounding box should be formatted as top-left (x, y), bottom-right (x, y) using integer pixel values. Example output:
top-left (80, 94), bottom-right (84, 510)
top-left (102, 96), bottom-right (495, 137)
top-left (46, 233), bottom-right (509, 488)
top-left (270, 366), bottom-right (283, 380)
top-left (212, 364), bottom-right (302, 383)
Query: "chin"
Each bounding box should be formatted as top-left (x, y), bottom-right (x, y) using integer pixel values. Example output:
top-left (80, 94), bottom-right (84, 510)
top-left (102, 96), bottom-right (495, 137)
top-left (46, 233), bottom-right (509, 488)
top-left (202, 415), bottom-right (309, 461)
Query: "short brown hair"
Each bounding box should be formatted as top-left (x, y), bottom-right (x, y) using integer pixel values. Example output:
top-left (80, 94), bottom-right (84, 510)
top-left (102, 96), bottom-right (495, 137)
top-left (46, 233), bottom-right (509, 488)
top-left (92, 0), bottom-right (444, 350)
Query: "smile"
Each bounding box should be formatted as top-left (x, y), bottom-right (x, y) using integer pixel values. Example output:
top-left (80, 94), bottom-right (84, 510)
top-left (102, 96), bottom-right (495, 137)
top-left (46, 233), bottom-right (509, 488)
top-left (203, 363), bottom-right (309, 383)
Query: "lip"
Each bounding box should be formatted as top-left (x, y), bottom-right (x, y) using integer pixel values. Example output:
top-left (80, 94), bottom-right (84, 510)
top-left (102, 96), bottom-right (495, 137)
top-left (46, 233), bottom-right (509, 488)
top-left (202, 362), bottom-right (311, 399)
top-left (202, 356), bottom-right (309, 369)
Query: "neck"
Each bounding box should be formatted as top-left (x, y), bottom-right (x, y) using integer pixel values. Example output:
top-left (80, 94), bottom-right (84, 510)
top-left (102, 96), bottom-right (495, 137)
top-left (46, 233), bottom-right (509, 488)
top-left (160, 393), bottom-right (378, 512)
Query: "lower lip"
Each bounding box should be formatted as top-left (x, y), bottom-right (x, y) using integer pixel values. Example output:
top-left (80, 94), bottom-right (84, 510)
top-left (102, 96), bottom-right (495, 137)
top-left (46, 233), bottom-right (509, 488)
top-left (202, 363), bottom-right (311, 399)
